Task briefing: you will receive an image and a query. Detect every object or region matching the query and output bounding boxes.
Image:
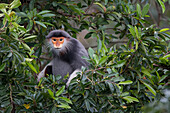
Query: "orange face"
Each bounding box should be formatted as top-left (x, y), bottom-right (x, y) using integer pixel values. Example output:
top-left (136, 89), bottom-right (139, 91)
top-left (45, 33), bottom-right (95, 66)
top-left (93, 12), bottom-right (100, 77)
top-left (51, 37), bottom-right (65, 49)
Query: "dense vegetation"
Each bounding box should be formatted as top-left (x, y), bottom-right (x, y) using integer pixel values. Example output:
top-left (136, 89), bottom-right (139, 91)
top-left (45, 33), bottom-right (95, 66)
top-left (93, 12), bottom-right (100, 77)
top-left (0, 0), bottom-right (169, 112)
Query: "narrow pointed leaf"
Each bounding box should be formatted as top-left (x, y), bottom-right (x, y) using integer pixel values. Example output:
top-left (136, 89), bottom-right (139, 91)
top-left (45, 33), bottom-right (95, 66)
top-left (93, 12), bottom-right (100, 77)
top-left (160, 28), bottom-right (170, 32)
top-left (142, 4), bottom-right (150, 16)
top-left (119, 80), bottom-right (133, 85)
top-left (56, 86), bottom-right (65, 97)
top-left (158, 0), bottom-right (165, 13)
top-left (99, 56), bottom-right (108, 65)
top-left (59, 97), bottom-right (72, 104)
top-left (48, 89), bottom-right (54, 97)
top-left (0, 63), bottom-right (6, 72)
top-left (35, 21), bottom-right (47, 28)
top-left (141, 67), bottom-right (151, 78)
top-left (143, 82), bottom-right (156, 96)
top-left (26, 61), bottom-right (38, 73)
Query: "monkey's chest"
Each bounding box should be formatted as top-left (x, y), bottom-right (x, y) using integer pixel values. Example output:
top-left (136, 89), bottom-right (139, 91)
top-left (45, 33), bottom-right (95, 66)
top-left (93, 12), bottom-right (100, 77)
top-left (52, 58), bottom-right (73, 78)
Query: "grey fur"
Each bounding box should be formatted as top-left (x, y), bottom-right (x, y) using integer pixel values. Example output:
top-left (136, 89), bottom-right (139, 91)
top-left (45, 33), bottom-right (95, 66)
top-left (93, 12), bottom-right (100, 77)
top-left (38, 30), bottom-right (89, 86)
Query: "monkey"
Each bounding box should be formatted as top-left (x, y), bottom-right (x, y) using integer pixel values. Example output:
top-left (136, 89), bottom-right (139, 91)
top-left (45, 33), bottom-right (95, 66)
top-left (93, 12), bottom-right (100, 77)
top-left (38, 30), bottom-right (89, 86)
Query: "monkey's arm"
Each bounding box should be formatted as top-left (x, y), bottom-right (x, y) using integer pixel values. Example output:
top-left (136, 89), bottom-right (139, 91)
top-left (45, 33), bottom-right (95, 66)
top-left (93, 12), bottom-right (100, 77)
top-left (37, 61), bottom-right (53, 81)
top-left (66, 69), bottom-right (81, 87)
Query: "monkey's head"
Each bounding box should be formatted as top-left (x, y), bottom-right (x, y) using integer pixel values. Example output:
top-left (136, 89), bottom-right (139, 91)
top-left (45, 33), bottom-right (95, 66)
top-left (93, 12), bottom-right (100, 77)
top-left (46, 30), bottom-right (73, 56)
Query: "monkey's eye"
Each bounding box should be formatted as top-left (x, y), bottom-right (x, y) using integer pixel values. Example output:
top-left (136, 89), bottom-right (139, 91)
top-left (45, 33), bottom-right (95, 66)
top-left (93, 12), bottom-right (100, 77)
top-left (53, 39), bottom-right (56, 41)
top-left (60, 39), bottom-right (63, 41)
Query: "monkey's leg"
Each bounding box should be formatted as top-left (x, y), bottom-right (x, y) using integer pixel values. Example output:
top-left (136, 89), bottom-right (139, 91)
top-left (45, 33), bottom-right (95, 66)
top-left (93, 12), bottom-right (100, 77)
top-left (66, 69), bottom-right (81, 87)
top-left (37, 61), bottom-right (53, 81)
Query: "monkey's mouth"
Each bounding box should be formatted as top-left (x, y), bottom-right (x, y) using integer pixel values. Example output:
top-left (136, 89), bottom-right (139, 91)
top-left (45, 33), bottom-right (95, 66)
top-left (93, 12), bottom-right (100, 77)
top-left (55, 48), bottom-right (61, 49)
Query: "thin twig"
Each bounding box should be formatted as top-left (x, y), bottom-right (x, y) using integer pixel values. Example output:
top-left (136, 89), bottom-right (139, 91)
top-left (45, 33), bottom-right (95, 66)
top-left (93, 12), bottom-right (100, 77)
top-left (0, 37), bottom-right (5, 41)
top-left (0, 19), bottom-right (7, 31)
top-left (153, 64), bottom-right (170, 70)
top-left (85, 0), bottom-right (95, 13)
top-left (149, 10), bottom-right (158, 27)
top-left (9, 83), bottom-right (15, 112)
top-left (155, 2), bottom-right (161, 27)
top-left (108, 100), bottom-right (115, 108)
top-left (121, 53), bottom-right (135, 74)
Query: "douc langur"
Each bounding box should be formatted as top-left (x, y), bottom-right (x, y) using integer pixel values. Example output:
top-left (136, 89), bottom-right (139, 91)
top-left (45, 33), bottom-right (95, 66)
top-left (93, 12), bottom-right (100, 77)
top-left (38, 30), bottom-right (89, 86)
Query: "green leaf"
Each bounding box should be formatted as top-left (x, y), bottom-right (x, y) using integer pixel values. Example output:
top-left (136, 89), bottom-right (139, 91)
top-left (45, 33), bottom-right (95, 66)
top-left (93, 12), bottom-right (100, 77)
top-left (93, 54), bottom-right (99, 64)
top-left (99, 56), bottom-right (108, 65)
top-left (4, 105), bottom-right (13, 113)
top-left (56, 86), bottom-right (65, 97)
top-left (97, 37), bottom-right (102, 53)
top-left (136, 4), bottom-right (142, 16)
top-left (38, 77), bottom-right (43, 87)
top-left (141, 42), bottom-right (147, 54)
top-left (38, 10), bottom-right (51, 15)
top-left (129, 26), bottom-right (136, 37)
top-left (13, 50), bottom-right (24, 62)
top-left (27, 20), bottom-right (33, 30)
top-left (141, 67), bottom-right (151, 78)
top-left (0, 3), bottom-right (8, 10)
top-left (57, 103), bottom-right (71, 109)
top-left (88, 47), bottom-right (94, 59)
top-left (160, 28), bottom-right (170, 32)
top-left (85, 99), bottom-right (90, 111)
top-left (26, 61), bottom-right (38, 73)
top-left (112, 76), bottom-right (125, 82)
top-left (159, 75), bottom-right (168, 83)
top-left (11, 17), bottom-right (18, 24)
top-left (135, 26), bottom-right (139, 39)
top-left (18, 26), bottom-right (26, 32)
top-left (121, 92), bottom-right (129, 97)
top-left (23, 35), bottom-right (37, 42)
top-left (107, 82), bottom-right (114, 93)
top-left (158, 0), bottom-right (165, 13)
top-left (123, 96), bottom-right (139, 103)
top-left (94, 2), bottom-right (106, 12)
top-left (162, 54), bottom-right (170, 59)
top-left (35, 21), bottom-right (47, 28)
top-left (21, 42), bottom-right (31, 51)
top-left (113, 60), bottom-right (126, 67)
top-left (1, 100), bottom-right (10, 107)
top-left (48, 89), bottom-right (54, 98)
top-left (142, 4), bottom-right (150, 17)
top-left (142, 82), bottom-right (156, 96)
top-left (43, 22), bottom-right (55, 26)
top-left (119, 80), bottom-right (133, 85)
top-left (16, 12), bottom-right (27, 17)
top-left (136, 40), bottom-right (138, 50)
top-left (50, 105), bottom-right (56, 113)
top-left (0, 13), bottom-right (4, 17)
top-left (69, 5), bottom-right (83, 15)
top-left (42, 13), bottom-right (55, 17)
top-left (59, 97), bottom-right (72, 104)
top-left (10, 0), bottom-right (21, 9)
top-left (105, 0), bottom-right (108, 5)
top-left (0, 63), bottom-right (6, 72)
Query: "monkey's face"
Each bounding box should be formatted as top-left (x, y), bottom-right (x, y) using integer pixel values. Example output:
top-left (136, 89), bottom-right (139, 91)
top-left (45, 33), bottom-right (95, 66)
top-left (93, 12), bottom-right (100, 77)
top-left (51, 37), bottom-right (66, 49)
top-left (47, 36), bottom-right (70, 56)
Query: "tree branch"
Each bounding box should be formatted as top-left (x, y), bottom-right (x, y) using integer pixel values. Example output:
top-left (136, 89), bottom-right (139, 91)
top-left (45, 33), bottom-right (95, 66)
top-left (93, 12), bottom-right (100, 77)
top-left (85, 0), bottom-right (95, 13)
top-left (0, 19), bottom-right (7, 32)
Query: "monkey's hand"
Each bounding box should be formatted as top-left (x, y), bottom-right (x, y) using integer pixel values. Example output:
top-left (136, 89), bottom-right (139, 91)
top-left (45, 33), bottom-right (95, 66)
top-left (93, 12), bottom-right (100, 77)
top-left (66, 69), bottom-right (81, 87)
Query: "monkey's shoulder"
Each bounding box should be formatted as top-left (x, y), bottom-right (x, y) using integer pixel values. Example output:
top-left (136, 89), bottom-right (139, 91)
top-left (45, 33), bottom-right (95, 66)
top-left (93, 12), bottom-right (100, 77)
top-left (69, 38), bottom-right (88, 54)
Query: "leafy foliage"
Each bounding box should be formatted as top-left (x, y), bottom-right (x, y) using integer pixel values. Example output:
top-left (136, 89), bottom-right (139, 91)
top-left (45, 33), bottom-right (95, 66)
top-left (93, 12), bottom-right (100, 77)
top-left (0, 0), bottom-right (169, 112)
